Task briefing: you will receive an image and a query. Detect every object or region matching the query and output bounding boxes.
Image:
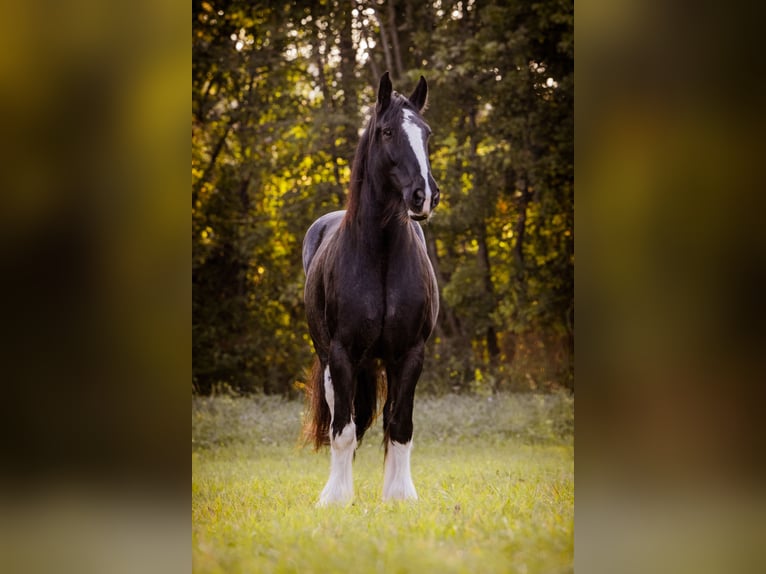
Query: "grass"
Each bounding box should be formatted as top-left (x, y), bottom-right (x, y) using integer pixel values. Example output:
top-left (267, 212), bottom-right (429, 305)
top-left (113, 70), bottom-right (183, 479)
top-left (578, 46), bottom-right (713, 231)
top-left (192, 392), bottom-right (573, 574)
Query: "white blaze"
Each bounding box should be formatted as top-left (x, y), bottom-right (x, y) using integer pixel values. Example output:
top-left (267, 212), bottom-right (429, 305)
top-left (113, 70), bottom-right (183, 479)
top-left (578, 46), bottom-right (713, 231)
top-left (401, 109), bottom-right (432, 216)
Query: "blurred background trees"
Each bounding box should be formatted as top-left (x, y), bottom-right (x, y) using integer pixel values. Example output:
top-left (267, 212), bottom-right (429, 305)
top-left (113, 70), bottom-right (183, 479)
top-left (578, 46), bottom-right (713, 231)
top-left (192, 0), bottom-right (573, 395)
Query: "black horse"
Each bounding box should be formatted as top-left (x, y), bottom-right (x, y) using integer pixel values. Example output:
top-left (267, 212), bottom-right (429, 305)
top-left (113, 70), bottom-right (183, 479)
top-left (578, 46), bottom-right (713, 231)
top-left (302, 72), bottom-right (440, 505)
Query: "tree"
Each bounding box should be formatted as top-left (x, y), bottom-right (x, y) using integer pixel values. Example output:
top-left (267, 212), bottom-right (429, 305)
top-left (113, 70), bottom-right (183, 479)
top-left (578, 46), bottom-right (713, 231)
top-left (192, 0), bottom-right (574, 394)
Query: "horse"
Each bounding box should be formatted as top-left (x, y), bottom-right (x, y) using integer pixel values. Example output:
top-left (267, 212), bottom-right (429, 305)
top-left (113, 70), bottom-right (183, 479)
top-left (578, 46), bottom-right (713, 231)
top-left (302, 72), bottom-right (440, 506)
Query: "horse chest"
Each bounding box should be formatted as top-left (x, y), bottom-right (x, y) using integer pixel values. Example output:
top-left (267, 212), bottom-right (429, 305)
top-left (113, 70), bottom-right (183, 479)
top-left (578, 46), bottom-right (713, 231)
top-left (327, 258), bottom-right (385, 344)
top-left (329, 252), bottom-right (432, 346)
top-left (383, 256), bottom-right (435, 335)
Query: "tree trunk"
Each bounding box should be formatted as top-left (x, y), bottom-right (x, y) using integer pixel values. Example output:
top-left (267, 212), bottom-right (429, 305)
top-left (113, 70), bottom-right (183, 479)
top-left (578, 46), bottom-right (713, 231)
top-left (337, 6), bottom-right (359, 164)
top-left (513, 180), bottom-right (531, 308)
top-left (311, 34), bottom-right (346, 206)
top-left (367, 53), bottom-right (381, 84)
top-left (477, 225), bottom-right (500, 365)
top-left (504, 176), bottom-right (532, 375)
top-left (374, 7), bottom-right (395, 77)
top-left (465, 106), bottom-right (500, 367)
top-left (387, 0), bottom-right (404, 79)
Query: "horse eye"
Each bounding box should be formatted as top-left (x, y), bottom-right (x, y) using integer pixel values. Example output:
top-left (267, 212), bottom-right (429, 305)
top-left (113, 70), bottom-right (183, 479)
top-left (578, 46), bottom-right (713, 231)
top-left (382, 127), bottom-right (392, 138)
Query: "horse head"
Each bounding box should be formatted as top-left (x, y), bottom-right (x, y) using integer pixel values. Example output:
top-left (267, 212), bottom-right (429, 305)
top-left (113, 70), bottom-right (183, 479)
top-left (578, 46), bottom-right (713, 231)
top-left (372, 72), bottom-right (440, 222)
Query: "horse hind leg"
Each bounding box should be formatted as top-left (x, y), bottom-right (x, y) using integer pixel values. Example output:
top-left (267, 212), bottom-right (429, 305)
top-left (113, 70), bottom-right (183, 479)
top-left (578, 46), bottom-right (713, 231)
top-left (382, 346), bottom-right (424, 502)
top-left (317, 346), bottom-right (357, 506)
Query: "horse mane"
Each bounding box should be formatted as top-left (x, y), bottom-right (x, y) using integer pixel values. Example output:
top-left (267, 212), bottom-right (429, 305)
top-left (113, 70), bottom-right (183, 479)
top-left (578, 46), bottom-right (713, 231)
top-left (342, 126), bottom-right (370, 225)
top-left (342, 94), bottom-right (411, 227)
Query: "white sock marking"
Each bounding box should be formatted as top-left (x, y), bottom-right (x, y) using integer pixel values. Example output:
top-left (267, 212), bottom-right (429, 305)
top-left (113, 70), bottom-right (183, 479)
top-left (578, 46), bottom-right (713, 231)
top-left (402, 109), bottom-right (432, 217)
top-left (318, 422), bottom-right (357, 506)
top-left (318, 365), bottom-right (356, 505)
top-left (383, 440), bottom-right (418, 501)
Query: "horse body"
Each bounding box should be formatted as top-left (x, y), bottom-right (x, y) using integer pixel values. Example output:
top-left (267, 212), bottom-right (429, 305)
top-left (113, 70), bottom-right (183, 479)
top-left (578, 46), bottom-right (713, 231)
top-left (302, 73), bottom-right (440, 505)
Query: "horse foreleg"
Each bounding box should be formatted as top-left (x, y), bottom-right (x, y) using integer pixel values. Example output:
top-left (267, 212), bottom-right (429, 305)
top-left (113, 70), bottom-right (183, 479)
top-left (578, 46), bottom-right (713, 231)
top-left (318, 344), bottom-right (357, 506)
top-left (382, 344), bottom-right (424, 502)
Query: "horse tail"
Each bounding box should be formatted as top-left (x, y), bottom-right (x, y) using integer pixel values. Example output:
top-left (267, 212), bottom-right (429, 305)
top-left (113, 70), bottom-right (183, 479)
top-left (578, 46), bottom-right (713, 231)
top-left (354, 360), bottom-right (388, 444)
top-left (302, 357), bottom-right (331, 450)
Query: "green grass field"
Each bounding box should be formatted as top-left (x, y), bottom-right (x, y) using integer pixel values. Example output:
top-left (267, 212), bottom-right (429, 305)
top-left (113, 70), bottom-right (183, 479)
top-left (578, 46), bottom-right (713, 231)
top-left (192, 392), bottom-right (573, 573)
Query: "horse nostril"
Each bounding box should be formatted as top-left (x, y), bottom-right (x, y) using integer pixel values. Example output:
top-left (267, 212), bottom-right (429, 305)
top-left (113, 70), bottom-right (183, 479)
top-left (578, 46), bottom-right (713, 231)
top-left (432, 190), bottom-right (440, 208)
top-left (413, 189), bottom-right (425, 208)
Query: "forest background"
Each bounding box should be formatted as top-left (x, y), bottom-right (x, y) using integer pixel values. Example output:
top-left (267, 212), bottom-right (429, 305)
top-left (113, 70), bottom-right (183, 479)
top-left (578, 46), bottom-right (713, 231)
top-left (192, 0), bottom-right (573, 396)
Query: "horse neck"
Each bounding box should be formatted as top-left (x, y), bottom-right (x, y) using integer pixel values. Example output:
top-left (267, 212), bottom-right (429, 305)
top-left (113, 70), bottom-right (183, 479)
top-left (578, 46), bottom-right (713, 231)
top-left (346, 178), bottom-right (409, 253)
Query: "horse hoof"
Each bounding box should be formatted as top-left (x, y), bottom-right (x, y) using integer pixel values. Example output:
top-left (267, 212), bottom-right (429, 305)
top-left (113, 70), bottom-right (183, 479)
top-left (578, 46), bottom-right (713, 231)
top-left (317, 485), bottom-right (354, 507)
top-left (382, 486), bottom-right (418, 502)
top-left (316, 494), bottom-right (353, 507)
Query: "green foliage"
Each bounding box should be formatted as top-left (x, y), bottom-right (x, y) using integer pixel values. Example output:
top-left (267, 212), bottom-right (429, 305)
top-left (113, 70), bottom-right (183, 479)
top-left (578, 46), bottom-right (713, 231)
top-left (192, 1), bottom-right (573, 394)
top-left (192, 393), bottom-right (574, 573)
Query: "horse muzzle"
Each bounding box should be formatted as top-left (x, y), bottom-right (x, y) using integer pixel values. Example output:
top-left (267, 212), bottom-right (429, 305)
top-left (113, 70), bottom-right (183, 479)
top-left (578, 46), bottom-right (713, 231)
top-left (407, 183), bottom-right (440, 221)
top-left (408, 189), bottom-right (430, 220)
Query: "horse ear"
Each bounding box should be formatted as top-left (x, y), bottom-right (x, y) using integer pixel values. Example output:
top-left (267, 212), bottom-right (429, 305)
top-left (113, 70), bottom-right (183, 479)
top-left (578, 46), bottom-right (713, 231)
top-left (408, 75), bottom-right (428, 112)
top-left (377, 71), bottom-right (392, 112)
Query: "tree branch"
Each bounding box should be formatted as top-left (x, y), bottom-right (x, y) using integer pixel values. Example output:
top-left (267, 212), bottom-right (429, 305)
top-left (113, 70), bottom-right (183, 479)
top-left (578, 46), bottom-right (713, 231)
top-left (193, 116), bottom-right (236, 205)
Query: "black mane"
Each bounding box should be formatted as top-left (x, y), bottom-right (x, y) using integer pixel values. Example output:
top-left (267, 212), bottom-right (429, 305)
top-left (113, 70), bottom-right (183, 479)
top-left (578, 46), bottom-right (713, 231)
top-left (343, 93), bottom-right (416, 227)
